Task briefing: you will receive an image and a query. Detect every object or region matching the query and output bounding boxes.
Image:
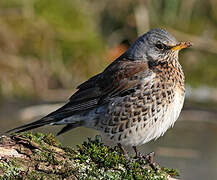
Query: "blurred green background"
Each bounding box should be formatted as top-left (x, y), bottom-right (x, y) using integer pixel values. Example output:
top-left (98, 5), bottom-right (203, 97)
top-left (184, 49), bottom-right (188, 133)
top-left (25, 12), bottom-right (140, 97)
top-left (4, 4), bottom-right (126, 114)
top-left (0, 0), bottom-right (217, 180)
top-left (1, 0), bottom-right (217, 100)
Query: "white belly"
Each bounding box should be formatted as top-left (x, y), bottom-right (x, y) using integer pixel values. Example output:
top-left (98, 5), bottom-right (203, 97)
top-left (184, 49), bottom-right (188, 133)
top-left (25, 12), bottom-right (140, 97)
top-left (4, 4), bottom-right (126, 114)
top-left (121, 88), bottom-right (185, 146)
top-left (149, 89), bottom-right (185, 142)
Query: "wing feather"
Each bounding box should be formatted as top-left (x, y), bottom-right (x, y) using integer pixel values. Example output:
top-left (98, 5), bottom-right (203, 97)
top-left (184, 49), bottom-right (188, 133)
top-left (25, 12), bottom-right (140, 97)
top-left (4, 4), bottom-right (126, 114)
top-left (68, 59), bottom-right (150, 110)
top-left (7, 58), bottom-right (151, 134)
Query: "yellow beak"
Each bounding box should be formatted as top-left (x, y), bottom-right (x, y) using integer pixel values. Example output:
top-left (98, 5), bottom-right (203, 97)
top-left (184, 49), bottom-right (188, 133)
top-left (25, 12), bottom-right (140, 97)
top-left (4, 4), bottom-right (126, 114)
top-left (171, 41), bottom-right (192, 51)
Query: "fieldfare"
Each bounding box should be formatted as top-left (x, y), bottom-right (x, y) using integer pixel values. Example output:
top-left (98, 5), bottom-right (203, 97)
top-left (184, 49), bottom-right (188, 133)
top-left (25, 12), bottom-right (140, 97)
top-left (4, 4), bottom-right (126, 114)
top-left (8, 28), bottom-right (192, 158)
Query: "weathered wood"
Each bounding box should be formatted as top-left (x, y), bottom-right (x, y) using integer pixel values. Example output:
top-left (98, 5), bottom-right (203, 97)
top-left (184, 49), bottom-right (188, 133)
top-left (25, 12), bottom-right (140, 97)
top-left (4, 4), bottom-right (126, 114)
top-left (0, 133), bottom-right (179, 179)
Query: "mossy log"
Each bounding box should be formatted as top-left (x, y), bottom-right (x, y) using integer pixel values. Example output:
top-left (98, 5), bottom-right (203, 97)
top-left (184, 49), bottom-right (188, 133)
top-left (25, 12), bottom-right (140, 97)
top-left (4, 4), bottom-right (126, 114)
top-left (0, 132), bottom-right (179, 180)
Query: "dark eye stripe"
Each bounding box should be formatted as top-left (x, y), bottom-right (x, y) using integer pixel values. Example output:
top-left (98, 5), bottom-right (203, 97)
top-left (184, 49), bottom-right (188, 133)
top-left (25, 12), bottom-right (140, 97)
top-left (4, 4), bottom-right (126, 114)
top-left (155, 42), bottom-right (172, 50)
top-left (155, 43), bottom-right (165, 49)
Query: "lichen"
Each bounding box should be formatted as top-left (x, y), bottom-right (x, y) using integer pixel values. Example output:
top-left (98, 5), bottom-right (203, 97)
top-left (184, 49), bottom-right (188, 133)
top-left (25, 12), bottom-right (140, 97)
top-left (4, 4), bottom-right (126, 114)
top-left (0, 132), bottom-right (179, 179)
top-left (0, 159), bottom-right (23, 179)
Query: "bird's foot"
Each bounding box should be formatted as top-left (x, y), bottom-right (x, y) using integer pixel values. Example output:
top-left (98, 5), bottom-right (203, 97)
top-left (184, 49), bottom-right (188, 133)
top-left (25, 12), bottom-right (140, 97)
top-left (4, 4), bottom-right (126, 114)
top-left (143, 152), bottom-right (158, 171)
top-left (132, 147), bottom-right (158, 172)
top-left (133, 146), bottom-right (143, 159)
top-left (133, 151), bottom-right (154, 163)
top-left (118, 143), bottom-right (130, 161)
top-left (118, 144), bottom-right (158, 171)
top-left (144, 151), bottom-right (155, 163)
top-left (117, 143), bottom-right (133, 171)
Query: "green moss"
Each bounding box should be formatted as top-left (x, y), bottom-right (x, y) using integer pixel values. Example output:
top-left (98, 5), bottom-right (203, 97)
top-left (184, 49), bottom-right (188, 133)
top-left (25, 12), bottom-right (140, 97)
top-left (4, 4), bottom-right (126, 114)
top-left (0, 132), bottom-right (179, 179)
top-left (17, 132), bottom-right (61, 150)
top-left (0, 160), bottom-right (23, 179)
top-left (162, 167), bottom-right (179, 177)
top-left (44, 133), bottom-right (62, 148)
top-left (27, 170), bottom-right (56, 180)
top-left (73, 137), bottom-right (177, 179)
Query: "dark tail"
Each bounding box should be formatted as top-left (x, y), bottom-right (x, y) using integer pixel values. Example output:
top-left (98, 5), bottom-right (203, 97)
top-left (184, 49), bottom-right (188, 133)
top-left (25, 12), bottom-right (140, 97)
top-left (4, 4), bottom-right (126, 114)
top-left (6, 103), bottom-right (83, 135)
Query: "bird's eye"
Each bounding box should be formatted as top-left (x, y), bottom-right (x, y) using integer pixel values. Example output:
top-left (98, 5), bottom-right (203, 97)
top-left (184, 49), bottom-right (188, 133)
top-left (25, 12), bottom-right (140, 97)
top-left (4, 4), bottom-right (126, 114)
top-left (155, 43), bottom-right (166, 50)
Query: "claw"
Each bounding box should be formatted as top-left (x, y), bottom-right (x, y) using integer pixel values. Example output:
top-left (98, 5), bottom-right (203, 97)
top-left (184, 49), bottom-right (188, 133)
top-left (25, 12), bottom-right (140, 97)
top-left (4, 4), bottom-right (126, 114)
top-left (144, 151), bottom-right (155, 163)
top-left (118, 144), bottom-right (158, 172)
top-left (133, 146), bottom-right (142, 159)
top-left (143, 152), bottom-right (158, 171)
top-left (133, 146), bottom-right (158, 171)
top-left (118, 143), bottom-right (130, 160)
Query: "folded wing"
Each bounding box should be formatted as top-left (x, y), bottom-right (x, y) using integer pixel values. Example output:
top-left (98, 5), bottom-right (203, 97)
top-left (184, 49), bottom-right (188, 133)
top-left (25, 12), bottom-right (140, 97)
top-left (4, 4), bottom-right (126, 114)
top-left (7, 58), bottom-right (151, 134)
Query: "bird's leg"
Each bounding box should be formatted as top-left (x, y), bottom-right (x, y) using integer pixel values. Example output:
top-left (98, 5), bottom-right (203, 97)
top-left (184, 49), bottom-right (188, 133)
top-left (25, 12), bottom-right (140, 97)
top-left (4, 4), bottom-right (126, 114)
top-left (118, 143), bottom-right (133, 171)
top-left (144, 152), bottom-right (158, 171)
top-left (118, 143), bottom-right (130, 161)
top-left (145, 151), bottom-right (155, 164)
top-left (132, 147), bottom-right (155, 163)
top-left (132, 147), bottom-right (157, 171)
top-left (133, 146), bottom-right (142, 159)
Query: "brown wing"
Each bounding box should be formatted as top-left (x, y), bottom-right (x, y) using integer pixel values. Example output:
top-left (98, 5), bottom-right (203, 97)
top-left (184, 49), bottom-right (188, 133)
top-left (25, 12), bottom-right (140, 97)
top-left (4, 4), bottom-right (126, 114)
top-left (6, 58), bottom-right (151, 134)
top-left (67, 58), bottom-right (150, 111)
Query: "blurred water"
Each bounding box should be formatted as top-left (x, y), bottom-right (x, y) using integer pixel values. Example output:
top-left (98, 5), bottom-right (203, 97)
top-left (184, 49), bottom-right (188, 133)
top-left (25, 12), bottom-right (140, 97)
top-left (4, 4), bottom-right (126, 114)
top-left (0, 101), bottom-right (217, 180)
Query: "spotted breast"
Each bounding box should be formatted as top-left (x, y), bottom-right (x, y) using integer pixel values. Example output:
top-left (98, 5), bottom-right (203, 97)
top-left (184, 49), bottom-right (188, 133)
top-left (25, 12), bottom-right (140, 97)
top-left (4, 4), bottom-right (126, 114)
top-left (96, 54), bottom-right (185, 147)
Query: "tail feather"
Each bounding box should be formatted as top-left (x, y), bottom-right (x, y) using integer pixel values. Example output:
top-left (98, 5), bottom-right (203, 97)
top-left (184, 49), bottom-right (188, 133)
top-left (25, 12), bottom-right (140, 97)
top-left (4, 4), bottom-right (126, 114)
top-left (56, 122), bottom-right (83, 136)
top-left (6, 117), bottom-right (55, 134)
top-left (7, 123), bottom-right (48, 134)
top-left (6, 102), bottom-right (83, 134)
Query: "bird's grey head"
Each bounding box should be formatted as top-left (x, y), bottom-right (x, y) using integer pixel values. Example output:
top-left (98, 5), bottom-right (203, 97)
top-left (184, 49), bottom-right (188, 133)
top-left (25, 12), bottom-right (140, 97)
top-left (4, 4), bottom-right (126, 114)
top-left (123, 28), bottom-right (191, 62)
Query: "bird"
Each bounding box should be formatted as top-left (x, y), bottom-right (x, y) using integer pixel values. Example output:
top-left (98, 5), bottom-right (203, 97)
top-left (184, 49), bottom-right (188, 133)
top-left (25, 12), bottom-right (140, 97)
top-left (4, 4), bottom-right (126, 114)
top-left (7, 28), bottom-right (191, 159)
